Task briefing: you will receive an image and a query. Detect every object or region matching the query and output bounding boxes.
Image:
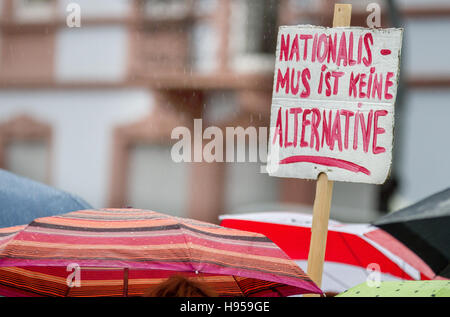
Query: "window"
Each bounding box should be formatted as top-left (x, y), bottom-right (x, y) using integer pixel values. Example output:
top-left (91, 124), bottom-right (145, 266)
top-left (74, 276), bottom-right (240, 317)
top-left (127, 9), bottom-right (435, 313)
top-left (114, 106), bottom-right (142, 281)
top-left (126, 145), bottom-right (188, 217)
top-left (108, 100), bottom-right (195, 217)
top-left (193, 0), bottom-right (217, 16)
top-left (191, 21), bottom-right (218, 73)
top-left (56, 26), bottom-right (127, 82)
top-left (145, 0), bottom-right (190, 19)
top-left (225, 160), bottom-right (279, 213)
top-left (14, 0), bottom-right (55, 22)
top-left (243, 0), bottom-right (278, 55)
top-left (230, 0), bottom-right (279, 72)
top-left (0, 115), bottom-right (52, 184)
top-left (5, 140), bottom-right (49, 184)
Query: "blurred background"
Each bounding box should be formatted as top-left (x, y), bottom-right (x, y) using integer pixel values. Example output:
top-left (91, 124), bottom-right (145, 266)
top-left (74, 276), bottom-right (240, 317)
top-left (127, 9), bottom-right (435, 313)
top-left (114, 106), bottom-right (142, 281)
top-left (0, 0), bottom-right (448, 224)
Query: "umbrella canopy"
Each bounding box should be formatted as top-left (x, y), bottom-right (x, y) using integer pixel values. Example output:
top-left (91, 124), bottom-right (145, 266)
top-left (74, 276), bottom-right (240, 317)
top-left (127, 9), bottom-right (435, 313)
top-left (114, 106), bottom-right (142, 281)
top-left (336, 280), bottom-right (450, 297)
top-left (0, 209), bottom-right (321, 297)
top-left (0, 169), bottom-right (92, 227)
top-left (220, 212), bottom-right (436, 293)
top-left (374, 187), bottom-right (450, 278)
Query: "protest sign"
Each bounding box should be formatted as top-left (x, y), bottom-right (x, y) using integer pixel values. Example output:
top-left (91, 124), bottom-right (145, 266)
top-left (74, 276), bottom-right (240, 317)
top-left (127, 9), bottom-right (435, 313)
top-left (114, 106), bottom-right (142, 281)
top-left (267, 18), bottom-right (403, 184)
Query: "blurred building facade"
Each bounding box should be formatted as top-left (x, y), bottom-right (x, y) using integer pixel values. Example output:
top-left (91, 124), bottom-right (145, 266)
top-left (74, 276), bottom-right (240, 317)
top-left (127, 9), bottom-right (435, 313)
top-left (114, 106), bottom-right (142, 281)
top-left (0, 0), bottom-right (449, 224)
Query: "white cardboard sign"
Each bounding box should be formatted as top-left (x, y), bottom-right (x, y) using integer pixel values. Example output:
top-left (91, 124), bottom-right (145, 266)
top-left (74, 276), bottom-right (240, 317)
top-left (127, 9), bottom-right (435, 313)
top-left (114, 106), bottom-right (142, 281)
top-left (267, 25), bottom-right (403, 184)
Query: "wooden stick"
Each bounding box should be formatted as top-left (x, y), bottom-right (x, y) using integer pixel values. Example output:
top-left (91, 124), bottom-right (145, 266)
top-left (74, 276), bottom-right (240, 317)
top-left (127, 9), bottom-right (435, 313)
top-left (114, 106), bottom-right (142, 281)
top-left (333, 4), bottom-right (352, 27)
top-left (306, 173), bottom-right (334, 289)
top-left (305, 3), bottom-right (351, 294)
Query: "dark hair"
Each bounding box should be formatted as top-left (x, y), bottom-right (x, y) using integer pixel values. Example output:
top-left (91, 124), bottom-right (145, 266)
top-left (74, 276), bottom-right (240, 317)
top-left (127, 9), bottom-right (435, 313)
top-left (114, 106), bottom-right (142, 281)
top-left (143, 275), bottom-right (217, 297)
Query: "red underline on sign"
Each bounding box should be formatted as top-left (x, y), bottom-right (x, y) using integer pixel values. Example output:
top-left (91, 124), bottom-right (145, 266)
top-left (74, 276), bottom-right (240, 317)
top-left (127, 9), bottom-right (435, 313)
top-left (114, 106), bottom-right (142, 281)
top-left (279, 155), bottom-right (371, 176)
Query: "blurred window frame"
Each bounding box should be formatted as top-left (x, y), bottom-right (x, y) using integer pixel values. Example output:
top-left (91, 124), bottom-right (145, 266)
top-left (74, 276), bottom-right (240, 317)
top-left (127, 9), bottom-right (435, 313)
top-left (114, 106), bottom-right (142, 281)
top-left (108, 92), bottom-right (199, 210)
top-left (0, 114), bottom-right (52, 184)
top-left (12, 0), bottom-right (57, 23)
top-left (229, 0), bottom-right (279, 73)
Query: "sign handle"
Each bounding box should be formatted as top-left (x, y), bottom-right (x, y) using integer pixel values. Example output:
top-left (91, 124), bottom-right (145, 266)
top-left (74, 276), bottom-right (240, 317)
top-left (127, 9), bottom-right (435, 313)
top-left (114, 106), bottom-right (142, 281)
top-left (332, 3), bottom-right (352, 28)
top-left (305, 3), bottom-right (352, 294)
top-left (306, 173), bottom-right (334, 290)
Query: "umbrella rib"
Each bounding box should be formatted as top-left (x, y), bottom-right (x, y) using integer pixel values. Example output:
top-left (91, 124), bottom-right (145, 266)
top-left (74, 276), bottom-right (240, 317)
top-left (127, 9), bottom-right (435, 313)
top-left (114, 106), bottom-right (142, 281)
top-left (123, 268), bottom-right (129, 297)
top-left (337, 230), bottom-right (411, 282)
top-left (178, 223), bottom-right (196, 273)
top-left (270, 287), bottom-right (283, 297)
top-left (64, 285), bottom-right (71, 297)
top-left (336, 231), bottom-right (366, 271)
top-left (231, 275), bottom-right (246, 297)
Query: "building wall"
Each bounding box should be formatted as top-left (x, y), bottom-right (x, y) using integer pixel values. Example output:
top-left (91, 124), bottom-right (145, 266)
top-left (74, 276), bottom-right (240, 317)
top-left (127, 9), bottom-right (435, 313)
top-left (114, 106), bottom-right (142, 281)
top-left (398, 90), bottom-right (450, 205)
top-left (0, 89), bottom-right (152, 208)
top-left (392, 15), bottom-right (450, 208)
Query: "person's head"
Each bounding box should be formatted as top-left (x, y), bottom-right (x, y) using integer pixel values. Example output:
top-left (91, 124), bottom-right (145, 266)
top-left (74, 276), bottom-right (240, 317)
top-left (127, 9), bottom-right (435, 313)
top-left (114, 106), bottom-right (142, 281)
top-left (143, 274), bottom-right (217, 297)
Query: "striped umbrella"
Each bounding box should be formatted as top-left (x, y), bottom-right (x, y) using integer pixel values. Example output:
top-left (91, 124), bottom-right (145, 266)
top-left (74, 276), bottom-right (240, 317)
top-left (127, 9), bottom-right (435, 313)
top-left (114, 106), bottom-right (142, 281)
top-left (0, 209), bottom-right (321, 297)
top-left (220, 212), bottom-right (437, 293)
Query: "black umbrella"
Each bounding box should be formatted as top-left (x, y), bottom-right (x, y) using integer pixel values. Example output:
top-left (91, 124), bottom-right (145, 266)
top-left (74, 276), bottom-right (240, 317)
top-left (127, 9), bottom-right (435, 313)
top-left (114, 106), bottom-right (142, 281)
top-left (374, 187), bottom-right (450, 278)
